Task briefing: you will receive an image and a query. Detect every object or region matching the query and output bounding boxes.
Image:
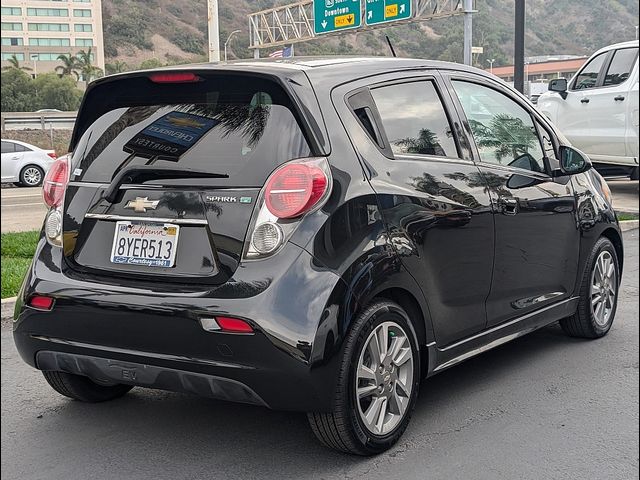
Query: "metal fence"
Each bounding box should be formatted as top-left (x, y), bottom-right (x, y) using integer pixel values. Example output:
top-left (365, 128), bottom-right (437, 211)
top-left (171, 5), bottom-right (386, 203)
top-left (0, 112), bottom-right (77, 131)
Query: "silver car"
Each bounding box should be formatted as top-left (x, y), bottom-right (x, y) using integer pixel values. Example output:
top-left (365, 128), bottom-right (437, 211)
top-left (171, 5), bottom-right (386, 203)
top-left (1, 139), bottom-right (57, 187)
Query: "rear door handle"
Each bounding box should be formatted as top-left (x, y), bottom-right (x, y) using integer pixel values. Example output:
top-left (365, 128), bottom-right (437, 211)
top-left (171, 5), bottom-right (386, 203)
top-left (614, 95), bottom-right (625, 101)
top-left (500, 198), bottom-right (519, 215)
top-left (580, 98), bottom-right (590, 104)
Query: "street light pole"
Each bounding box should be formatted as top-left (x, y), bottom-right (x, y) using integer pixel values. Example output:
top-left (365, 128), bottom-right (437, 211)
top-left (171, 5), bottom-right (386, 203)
top-left (487, 58), bottom-right (495, 75)
top-left (514, 0), bottom-right (525, 93)
top-left (207, 0), bottom-right (220, 62)
top-left (224, 30), bottom-right (241, 62)
top-left (30, 54), bottom-right (38, 78)
top-left (463, 0), bottom-right (474, 66)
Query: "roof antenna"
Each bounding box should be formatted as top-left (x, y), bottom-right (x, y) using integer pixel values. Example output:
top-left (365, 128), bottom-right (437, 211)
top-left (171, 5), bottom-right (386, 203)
top-left (385, 35), bottom-right (397, 57)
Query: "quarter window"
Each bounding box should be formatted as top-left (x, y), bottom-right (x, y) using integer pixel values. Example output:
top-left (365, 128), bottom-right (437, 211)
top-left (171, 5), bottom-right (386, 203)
top-left (370, 81), bottom-right (457, 158)
top-left (1, 141), bottom-right (15, 154)
top-left (452, 80), bottom-right (546, 173)
top-left (572, 52), bottom-right (607, 90)
top-left (603, 48), bottom-right (638, 86)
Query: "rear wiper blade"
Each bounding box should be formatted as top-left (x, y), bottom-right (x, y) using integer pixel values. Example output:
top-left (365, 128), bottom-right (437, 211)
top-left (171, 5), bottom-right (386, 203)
top-left (103, 165), bottom-right (229, 204)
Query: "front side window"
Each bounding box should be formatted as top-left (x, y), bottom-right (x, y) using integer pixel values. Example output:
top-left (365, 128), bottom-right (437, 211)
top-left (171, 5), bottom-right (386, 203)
top-left (572, 52), bottom-right (607, 90)
top-left (370, 81), bottom-right (458, 158)
top-left (452, 80), bottom-right (546, 173)
top-left (603, 48), bottom-right (638, 86)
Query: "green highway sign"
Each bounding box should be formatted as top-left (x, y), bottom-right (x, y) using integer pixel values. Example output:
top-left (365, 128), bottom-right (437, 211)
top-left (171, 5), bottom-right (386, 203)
top-left (314, 0), bottom-right (362, 35)
top-left (365, 0), bottom-right (412, 26)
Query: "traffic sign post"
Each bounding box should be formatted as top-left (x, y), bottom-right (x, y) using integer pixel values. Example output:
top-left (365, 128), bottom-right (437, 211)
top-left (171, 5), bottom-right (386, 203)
top-left (313, 0), bottom-right (362, 35)
top-left (365, 0), bottom-right (412, 26)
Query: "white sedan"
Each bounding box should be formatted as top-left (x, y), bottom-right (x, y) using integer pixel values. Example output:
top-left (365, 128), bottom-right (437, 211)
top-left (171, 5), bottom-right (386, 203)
top-left (1, 139), bottom-right (58, 187)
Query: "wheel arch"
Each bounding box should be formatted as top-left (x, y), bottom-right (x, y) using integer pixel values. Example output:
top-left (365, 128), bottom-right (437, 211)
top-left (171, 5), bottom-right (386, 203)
top-left (601, 227), bottom-right (624, 274)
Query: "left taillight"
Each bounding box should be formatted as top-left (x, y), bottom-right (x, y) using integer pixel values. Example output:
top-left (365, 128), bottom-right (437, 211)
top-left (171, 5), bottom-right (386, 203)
top-left (47, 152), bottom-right (57, 160)
top-left (43, 156), bottom-right (69, 208)
top-left (42, 155), bottom-right (70, 248)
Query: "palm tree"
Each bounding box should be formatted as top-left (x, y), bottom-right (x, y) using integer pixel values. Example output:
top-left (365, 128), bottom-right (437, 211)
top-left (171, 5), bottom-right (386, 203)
top-left (2, 54), bottom-right (32, 71)
top-left (55, 54), bottom-right (80, 79)
top-left (76, 48), bottom-right (103, 82)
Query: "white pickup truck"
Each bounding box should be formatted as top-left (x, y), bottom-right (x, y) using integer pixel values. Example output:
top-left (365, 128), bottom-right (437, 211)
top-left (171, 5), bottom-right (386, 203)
top-left (538, 40), bottom-right (639, 180)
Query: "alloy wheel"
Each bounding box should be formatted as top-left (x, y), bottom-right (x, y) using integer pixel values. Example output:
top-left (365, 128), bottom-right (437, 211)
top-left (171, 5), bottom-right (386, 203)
top-left (355, 321), bottom-right (414, 436)
top-left (23, 167), bottom-right (42, 186)
top-left (590, 250), bottom-right (617, 327)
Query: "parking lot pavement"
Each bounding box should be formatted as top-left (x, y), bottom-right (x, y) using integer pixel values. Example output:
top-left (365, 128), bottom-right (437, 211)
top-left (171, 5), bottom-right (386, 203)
top-left (1, 230), bottom-right (637, 480)
top-left (609, 179), bottom-right (639, 214)
top-left (1, 187), bottom-right (46, 233)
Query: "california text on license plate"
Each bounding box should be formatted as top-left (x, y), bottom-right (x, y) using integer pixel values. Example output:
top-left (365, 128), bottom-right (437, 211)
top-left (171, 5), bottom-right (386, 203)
top-left (110, 221), bottom-right (179, 268)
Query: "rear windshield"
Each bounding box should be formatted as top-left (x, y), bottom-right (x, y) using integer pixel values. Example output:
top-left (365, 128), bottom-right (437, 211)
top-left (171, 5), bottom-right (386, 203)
top-left (70, 75), bottom-right (312, 186)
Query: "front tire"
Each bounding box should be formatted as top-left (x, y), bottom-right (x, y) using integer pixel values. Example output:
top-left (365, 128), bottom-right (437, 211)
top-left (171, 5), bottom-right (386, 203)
top-left (560, 237), bottom-right (620, 338)
top-left (42, 371), bottom-right (133, 402)
top-left (19, 165), bottom-right (44, 187)
top-left (307, 300), bottom-right (420, 455)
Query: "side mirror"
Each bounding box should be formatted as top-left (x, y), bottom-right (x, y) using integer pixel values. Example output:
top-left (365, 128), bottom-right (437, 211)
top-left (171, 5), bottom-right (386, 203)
top-left (554, 145), bottom-right (592, 176)
top-left (548, 78), bottom-right (568, 99)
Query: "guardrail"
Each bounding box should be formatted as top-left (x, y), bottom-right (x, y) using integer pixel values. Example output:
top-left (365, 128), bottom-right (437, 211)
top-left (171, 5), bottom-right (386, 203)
top-left (1, 111), bottom-right (77, 131)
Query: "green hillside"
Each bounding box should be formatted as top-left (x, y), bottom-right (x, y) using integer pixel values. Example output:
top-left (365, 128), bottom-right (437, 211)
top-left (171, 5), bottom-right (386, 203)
top-left (102, 0), bottom-right (639, 69)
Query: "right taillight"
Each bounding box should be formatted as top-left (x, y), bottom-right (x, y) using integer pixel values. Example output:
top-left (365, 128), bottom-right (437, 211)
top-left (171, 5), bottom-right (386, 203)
top-left (43, 156), bottom-right (69, 208)
top-left (42, 155), bottom-right (70, 248)
top-left (264, 163), bottom-right (328, 219)
top-left (244, 157), bottom-right (332, 260)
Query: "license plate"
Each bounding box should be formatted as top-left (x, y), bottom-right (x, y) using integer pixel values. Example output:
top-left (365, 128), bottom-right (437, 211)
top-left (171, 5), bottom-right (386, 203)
top-left (110, 221), bottom-right (179, 268)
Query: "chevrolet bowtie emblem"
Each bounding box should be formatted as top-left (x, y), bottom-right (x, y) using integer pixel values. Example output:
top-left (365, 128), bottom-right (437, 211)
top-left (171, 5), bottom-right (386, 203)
top-left (124, 197), bottom-right (160, 213)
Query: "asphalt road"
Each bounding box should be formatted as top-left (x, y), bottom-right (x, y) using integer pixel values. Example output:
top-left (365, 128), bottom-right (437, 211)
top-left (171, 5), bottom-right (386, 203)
top-left (1, 231), bottom-right (638, 480)
top-left (609, 179), bottom-right (639, 214)
top-left (0, 187), bottom-right (47, 234)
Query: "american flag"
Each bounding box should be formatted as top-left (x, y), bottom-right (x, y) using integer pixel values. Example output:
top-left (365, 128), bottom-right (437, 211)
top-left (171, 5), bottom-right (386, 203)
top-left (268, 46), bottom-right (293, 58)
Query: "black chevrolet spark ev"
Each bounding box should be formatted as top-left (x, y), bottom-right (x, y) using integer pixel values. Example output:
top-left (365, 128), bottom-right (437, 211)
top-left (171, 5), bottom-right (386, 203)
top-left (14, 58), bottom-right (622, 455)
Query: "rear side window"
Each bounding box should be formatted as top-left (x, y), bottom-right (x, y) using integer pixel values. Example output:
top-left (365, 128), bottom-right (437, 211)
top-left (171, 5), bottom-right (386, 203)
top-left (70, 75), bottom-right (312, 186)
top-left (14, 143), bottom-right (30, 152)
top-left (1, 141), bottom-right (15, 153)
top-left (370, 81), bottom-right (458, 158)
top-left (572, 52), bottom-right (607, 90)
top-left (603, 48), bottom-right (638, 86)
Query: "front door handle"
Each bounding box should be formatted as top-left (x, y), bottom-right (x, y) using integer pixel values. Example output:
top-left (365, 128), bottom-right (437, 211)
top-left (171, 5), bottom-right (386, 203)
top-left (614, 95), bottom-right (625, 101)
top-left (500, 198), bottom-right (519, 215)
top-left (580, 98), bottom-right (590, 104)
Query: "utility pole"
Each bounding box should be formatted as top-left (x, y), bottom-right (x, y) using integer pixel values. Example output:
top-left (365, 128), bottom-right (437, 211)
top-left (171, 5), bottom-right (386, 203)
top-left (463, 0), bottom-right (474, 66)
top-left (207, 0), bottom-right (220, 62)
top-left (514, 0), bottom-right (525, 93)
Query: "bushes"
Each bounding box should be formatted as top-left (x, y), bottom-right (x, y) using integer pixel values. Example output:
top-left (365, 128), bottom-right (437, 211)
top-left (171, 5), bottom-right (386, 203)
top-left (1, 70), bottom-right (83, 112)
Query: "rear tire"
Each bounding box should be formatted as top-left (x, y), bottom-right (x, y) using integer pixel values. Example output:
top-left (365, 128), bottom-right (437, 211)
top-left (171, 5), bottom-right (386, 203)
top-left (19, 165), bottom-right (44, 187)
top-left (560, 237), bottom-right (620, 338)
top-left (42, 371), bottom-right (133, 402)
top-left (307, 300), bottom-right (420, 455)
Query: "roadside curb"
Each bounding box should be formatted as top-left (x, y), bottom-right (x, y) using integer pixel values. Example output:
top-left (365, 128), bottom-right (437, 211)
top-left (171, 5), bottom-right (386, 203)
top-left (1, 297), bottom-right (16, 322)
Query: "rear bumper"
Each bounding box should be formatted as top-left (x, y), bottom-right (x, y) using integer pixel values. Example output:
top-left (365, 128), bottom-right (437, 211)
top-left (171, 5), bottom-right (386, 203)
top-left (13, 240), bottom-right (350, 412)
top-left (36, 350), bottom-right (268, 406)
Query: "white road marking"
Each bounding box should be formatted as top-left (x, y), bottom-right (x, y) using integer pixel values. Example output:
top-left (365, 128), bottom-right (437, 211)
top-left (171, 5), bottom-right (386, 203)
top-left (1, 202), bottom-right (44, 207)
